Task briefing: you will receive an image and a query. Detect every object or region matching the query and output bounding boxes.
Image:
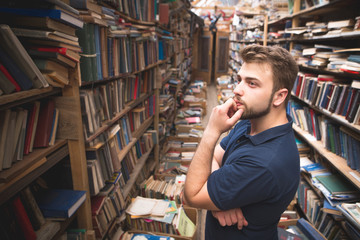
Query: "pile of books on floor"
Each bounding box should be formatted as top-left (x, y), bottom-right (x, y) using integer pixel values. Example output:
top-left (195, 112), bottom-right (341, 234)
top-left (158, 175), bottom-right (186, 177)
top-left (187, 80), bottom-right (207, 100)
top-left (125, 196), bottom-right (197, 239)
top-left (156, 136), bottom-right (200, 177)
top-left (182, 93), bottom-right (206, 116)
top-left (174, 107), bottom-right (204, 138)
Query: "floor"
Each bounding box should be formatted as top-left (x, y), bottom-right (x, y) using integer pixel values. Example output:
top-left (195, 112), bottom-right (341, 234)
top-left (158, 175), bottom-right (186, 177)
top-left (195, 83), bottom-right (220, 240)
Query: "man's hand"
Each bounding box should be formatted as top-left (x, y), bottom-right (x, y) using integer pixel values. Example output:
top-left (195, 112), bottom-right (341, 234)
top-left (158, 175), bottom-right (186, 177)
top-left (212, 208), bottom-right (248, 230)
top-left (206, 98), bottom-right (243, 136)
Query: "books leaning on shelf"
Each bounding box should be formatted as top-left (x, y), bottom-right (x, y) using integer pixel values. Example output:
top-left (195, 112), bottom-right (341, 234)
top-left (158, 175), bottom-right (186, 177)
top-left (140, 175), bottom-right (185, 204)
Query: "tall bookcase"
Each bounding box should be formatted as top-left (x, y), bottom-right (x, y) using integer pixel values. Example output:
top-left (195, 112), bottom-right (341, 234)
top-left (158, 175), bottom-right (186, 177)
top-left (0, 0), bottom-right (202, 239)
top-left (268, 0), bottom-right (360, 237)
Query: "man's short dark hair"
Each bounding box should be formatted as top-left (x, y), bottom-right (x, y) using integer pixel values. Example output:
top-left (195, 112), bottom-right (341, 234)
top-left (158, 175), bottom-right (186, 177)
top-left (240, 45), bottom-right (299, 104)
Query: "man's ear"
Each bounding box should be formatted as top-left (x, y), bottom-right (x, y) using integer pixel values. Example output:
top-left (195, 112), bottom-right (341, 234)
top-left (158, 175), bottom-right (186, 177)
top-left (273, 88), bottom-right (288, 107)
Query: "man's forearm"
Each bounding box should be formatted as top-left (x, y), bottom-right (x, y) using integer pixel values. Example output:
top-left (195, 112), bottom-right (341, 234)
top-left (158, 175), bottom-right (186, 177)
top-left (184, 129), bottom-right (220, 204)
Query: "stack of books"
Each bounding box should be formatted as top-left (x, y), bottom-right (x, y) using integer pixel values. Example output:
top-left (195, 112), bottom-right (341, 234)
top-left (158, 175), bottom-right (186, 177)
top-left (140, 175), bottom-right (185, 204)
top-left (0, 0), bottom-right (83, 88)
top-left (125, 196), bottom-right (197, 238)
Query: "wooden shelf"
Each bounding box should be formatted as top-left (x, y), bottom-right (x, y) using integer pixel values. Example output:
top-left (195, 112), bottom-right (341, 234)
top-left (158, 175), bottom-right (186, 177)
top-left (0, 86), bottom-right (61, 111)
top-left (123, 146), bottom-right (154, 197)
top-left (292, 95), bottom-right (360, 135)
top-left (293, 125), bottom-right (360, 190)
top-left (0, 140), bottom-right (68, 205)
top-left (85, 92), bottom-right (154, 143)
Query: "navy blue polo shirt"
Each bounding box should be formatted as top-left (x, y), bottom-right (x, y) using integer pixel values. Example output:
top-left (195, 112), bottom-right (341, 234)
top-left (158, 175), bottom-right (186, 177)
top-left (206, 115), bottom-right (300, 240)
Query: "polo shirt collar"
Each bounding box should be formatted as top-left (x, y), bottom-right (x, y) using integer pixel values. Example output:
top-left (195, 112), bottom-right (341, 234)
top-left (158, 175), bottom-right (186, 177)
top-left (244, 115), bottom-right (294, 145)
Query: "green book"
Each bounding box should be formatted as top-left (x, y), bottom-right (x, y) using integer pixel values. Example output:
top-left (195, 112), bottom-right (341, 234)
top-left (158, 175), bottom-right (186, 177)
top-left (316, 174), bottom-right (356, 195)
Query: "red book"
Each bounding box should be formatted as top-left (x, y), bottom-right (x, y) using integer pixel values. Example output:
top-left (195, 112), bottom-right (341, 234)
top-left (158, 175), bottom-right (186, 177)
top-left (33, 99), bottom-right (55, 148)
top-left (24, 101), bottom-right (40, 155)
top-left (133, 75), bottom-right (139, 100)
top-left (295, 75), bottom-right (303, 96)
top-left (91, 195), bottom-right (106, 216)
top-left (0, 63), bottom-right (21, 92)
top-left (12, 196), bottom-right (37, 240)
top-left (345, 89), bottom-right (358, 119)
top-left (159, 3), bottom-right (170, 25)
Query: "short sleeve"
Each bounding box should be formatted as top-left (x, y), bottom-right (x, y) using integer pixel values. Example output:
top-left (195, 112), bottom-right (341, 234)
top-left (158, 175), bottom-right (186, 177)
top-left (207, 161), bottom-right (277, 210)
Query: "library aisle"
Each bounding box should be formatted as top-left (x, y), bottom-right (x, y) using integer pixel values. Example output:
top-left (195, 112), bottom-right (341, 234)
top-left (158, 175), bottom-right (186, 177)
top-left (196, 83), bottom-right (219, 240)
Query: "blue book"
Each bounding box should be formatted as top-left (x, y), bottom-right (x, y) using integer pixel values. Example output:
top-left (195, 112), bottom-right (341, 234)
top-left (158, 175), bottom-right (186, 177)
top-left (341, 88), bottom-right (355, 116)
top-left (121, 117), bottom-right (130, 144)
top-left (107, 38), bottom-right (114, 77)
top-left (94, 25), bottom-right (103, 80)
top-left (131, 233), bottom-right (174, 240)
top-left (126, 38), bottom-right (132, 73)
top-left (296, 218), bottom-right (326, 240)
top-left (0, 7), bottom-right (83, 28)
top-left (0, 46), bottom-right (32, 90)
top-left (158, 40), bottom-right (164, 60)
top-left (36, 189), bottom-right (86, 218)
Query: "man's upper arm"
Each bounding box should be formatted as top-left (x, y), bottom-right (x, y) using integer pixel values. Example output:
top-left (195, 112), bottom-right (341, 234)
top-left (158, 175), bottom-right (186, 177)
top-left (212, 144), bottom-right (225, 172)
top-left (183, 144), bottom-right (225, 210)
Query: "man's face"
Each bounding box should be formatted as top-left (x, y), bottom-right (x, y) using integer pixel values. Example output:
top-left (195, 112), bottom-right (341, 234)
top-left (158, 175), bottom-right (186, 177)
top-left (233, 62), bottom-right (274, 120)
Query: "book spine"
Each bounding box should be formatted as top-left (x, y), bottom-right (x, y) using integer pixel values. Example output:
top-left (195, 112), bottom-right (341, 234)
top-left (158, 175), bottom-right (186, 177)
top-left (12, 196), bottom-right (37, 240)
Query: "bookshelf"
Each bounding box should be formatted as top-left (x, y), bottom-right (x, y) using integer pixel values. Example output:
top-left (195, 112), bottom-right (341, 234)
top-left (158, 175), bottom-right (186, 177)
top-left (228, 12), bottom-right (268, 80)
top-left (272, 0), bottom-right (360, 237)
top-left (0, 62), bottom-right (92, 238)
top-left (0, 0), bottom-right (202, 239)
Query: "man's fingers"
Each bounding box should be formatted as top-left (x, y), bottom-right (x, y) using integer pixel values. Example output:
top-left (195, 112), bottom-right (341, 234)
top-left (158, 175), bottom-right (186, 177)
top-left (236, 208), bottom-right (248, 229)
top-left (229, 109), bottom-right (243, 124)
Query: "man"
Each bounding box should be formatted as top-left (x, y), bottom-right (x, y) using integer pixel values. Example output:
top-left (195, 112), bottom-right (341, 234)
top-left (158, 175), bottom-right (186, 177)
top-left (183, 45), bottom-right (300, 239)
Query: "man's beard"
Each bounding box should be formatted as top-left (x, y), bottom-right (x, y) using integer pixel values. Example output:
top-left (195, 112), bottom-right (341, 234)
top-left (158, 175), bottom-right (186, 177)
top-left (236, 92), bottom-right (274, 120)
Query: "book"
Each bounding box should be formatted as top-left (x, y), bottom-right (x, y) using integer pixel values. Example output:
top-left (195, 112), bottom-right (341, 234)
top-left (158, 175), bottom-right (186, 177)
top-left (12, 27), bottom-right (79, 46)
top-left (24, 101), bottom-right (41, 154)
top-left (0, 110), bottom-right (12, 170)
top-left (33, 99), bottom-right (55, 148)
top-left (0, 66), bottom-right (16, 94)
top-left (36, 189), bottom-right (86, 218)
top-left (12, 196), bottom-right (37, 240)
top-left (20, 186), bottom-right (46, 231)
top-left (33, 58), bottom-right (68, 80)
top-left (131, 233), bottom-right (175, 240)
top-left (2, 110), bottom-right (17, 169)
top-left (30, 46), bottom-right (80, 62)
top-left (0, 15), bottom-right (76, 36)
top-left (28, 49), bottom-right (77, 68)
top-left (126, 196), bottom-right (169, 217)
top-left (48, 108), bottom-right (59, 146)
top-left (316, 174), bottom-right (357, 195)
top-left (25, 38), bottom-right (82, 52)
top-left (174, 206), bottom-right (196, 237)
top-left (296, 218), bottom-right (326, 240)
top-left (0, 63), bottom-right (21, 92)
top-left (0, 7), bottom-right (84, 29)
top-left (35, 220), bottom-right (60, 240)
top-left (341, 203), bottom-right (360, 225)
top-left (0, 24), bottom-right (48, 88)
top-left (0, 45), bottom-right (33, 91)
